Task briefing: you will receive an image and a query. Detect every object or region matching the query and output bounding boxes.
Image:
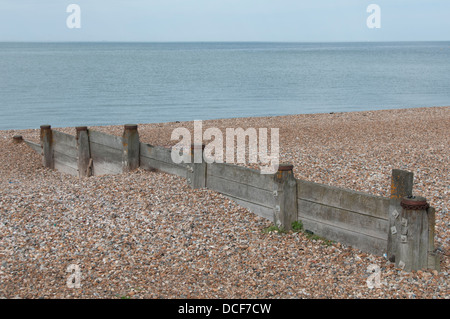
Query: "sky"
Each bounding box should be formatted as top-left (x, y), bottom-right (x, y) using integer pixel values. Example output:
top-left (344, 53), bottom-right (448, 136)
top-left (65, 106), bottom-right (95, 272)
top-left (0, 0), bottom-right (449, 42)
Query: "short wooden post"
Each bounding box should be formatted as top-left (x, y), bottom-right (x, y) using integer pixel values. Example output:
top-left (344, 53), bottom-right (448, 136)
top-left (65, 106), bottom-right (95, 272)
top-left (76, 126), bottom-right (91, 178)
top-left (390, 169), bottom-right (414, 200)
top-left (40, 125), bottom-right (54, 169)
top-left (273, 164), bottom-right (298, 231)
top-left (12, 135), bottom-right (23, 144)
top-left (395, 196), bottom-right (431, 271)
top-left (387, 169), bottom-right (414, 262)
top-left (122, 124), bottom-right (140, 172)
top-left (187, 144), bottom-right (206, 189)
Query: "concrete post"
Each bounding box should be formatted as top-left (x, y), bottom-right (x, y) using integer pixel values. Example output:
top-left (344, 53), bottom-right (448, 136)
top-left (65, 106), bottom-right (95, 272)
top-left (273, 164), bottom-right (298, 231)
top-left (395, 196), bottom-right (432, 271)
top-left (40, 125), bottom-right (54, 169)
top-left (122, 124), bottom-right (140, 172)
top-left (387, 169), bottom-right (414, 262)
top-left (76, 126), bottom-right (91, 178)
top-left (187, 144), bottom-right (206, 189)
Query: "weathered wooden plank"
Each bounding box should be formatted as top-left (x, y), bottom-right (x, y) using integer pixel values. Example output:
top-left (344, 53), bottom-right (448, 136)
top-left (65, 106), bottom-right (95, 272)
top-left (88, 130), bottom-right (123, 150)
top-left (90, 142), bottom-right (122, 164)
top-left (297, 199), bottom-right (389, 240)
top-left (89, 140), bottom-right (123, 176)
top-left (140, 143), bottom-right (188, 177)
top-left (52, 130), bottom-right (77, 147)
top-left (24, 140), bottom-right (42, 155)
top-left (54, 157), bottom-right (78, 176)
top-left (91, 161), bottom-right (123, 175)
top-left (297, 179), bottom-right (390, 220)
top-left (53, 140), bottom-right (78, 158)
top-left (207, 162), bottom-right (273, 191)
top-left (53, 149), bottom-right (78, 168)
top-left (140, 155), bottom-right (187, 178)
top-left (140, 143), bottom-right (175, 163)
top-left (226, 195), bottom-right (274, 221)
top-left (298, 215), bottom-right (387, 255)
top-left (206, 174), bottom-right (274, 208)
top-left (52, 131), bottom-right (79, 169)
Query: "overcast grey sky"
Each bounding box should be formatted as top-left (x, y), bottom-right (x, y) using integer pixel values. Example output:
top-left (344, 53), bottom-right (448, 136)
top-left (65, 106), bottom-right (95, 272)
top-left (0, 0), bottom-right (449, 42)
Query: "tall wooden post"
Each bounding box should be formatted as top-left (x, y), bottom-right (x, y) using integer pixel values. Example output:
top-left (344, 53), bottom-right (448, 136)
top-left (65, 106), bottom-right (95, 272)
top-left (187, 144), bottom-right (206, 189)
top-left (387, 169), bottom-right (440, 271)
top-left (387, 169), bottom-right (414, 262)
top-left (395, 196), bottom-right (431, 271)
top-left (426, 207), bottom-right (441, 271)
top-left (122, 124), bottom-right (140, 172)
top-left (76, 126), bottom-right (91, 177)
top-left (40, 125), bottom-right (54, 169)
top-left (273, 164), bottom-right (298, 231)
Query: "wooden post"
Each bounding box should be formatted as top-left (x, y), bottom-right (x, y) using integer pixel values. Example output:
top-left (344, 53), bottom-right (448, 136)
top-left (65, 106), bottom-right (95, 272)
top-left (390, 169), bottom-right (414, 200)
top-left (40, 125), bottom-right (54, 169)
top-left (387, 169), bottom-right (414, 262)
top-left (76, 126), bottom-right (91, 178)
top-left (273, 164), bottom-right (298, 231)
top-left (187, 144), bottom-right (206, 189)
top-left (426, 206), bottom-right (441, 271)
top-left (12, 135), bottom-right (23, 144)
top-left (122, 124), bottom-right (140, 172)
top-left (395, 196), bottom-right (430, 271)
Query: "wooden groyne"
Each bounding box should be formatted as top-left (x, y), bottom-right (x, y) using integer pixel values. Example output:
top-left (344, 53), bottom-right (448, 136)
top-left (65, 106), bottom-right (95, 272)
top-left (16, 124), bottom-right (441, 272)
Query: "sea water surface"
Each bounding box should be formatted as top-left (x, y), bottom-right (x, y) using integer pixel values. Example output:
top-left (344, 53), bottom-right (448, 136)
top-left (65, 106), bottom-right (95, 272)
top-left (0, 41), bottom-right (449, 130)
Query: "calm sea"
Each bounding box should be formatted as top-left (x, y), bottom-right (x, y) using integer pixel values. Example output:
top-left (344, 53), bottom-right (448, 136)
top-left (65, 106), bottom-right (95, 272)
top-left (0, 42), bottom-right (449, 130)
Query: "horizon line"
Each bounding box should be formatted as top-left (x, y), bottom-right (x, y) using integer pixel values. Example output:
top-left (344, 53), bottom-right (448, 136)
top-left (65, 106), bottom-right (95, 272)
top-left (1, 40), bottom-right (450, 44)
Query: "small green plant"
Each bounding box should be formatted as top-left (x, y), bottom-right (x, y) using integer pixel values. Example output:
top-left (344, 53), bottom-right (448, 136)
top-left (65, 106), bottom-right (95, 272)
top-left (262, 220), bottom-right (333, 246)
top-left (291, 220), bottom-right (303, 232)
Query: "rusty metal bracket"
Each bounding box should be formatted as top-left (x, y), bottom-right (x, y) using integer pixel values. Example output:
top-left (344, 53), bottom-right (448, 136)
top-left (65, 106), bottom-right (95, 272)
top-left (400, 196), bottom-right (429, 210)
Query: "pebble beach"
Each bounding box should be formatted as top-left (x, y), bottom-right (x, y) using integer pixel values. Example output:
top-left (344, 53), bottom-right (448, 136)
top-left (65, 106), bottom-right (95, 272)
top-left (0, 106), bottom-right (449, 299)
